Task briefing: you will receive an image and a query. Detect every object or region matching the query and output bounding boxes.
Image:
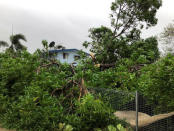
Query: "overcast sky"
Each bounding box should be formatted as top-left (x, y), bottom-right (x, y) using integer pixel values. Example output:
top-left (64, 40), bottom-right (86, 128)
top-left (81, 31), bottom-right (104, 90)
top-left (0, 0), bottom-right (174, 53)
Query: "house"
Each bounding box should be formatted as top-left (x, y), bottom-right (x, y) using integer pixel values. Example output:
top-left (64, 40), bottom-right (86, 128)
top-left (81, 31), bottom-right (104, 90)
top-left (49, 49), bottom-right (89, 64)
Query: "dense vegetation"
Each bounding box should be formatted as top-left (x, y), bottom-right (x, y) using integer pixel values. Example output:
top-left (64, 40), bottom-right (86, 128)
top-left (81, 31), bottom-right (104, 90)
top-left (83, 0), bottom-right (162, 64)
top-left (1, 0), bottom-right (174, 130)
top-left (0, 51), bottom-right (129, 131)
top-left (0, 44), bottom-right (174, 130)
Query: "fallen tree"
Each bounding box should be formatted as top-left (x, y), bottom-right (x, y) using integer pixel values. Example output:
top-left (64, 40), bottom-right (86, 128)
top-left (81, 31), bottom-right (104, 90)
top-left (0, 51), bottom-right (128, 131)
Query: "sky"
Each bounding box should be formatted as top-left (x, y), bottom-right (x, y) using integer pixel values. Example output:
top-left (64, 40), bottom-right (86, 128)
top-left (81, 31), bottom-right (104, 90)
top-left (0, 0), bottom-right (174, 53)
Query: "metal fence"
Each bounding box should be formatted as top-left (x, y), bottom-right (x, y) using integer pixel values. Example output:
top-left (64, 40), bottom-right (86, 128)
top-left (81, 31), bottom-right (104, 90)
top-left (88, 87), bottom-right (174, 131)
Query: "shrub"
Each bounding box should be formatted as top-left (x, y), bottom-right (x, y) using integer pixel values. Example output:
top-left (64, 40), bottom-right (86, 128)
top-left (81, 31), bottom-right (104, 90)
top-left (66, 94), bottom-right (128, 131)
top-left (0, 86), bottom-right (64, 130)
top-left (138, 54), bottom-right (174, 113)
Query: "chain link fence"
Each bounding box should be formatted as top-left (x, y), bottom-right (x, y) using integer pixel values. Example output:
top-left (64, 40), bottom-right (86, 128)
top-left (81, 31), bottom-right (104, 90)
top-left (88, 87), bottom-right (174, 131)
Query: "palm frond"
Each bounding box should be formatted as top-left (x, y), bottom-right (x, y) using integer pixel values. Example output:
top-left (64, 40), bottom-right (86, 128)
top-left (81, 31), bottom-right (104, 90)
top-left (0, 41), bottom-right (9, 47)
top-left (49, 41), bottom-right (55, 48)
top-left (10, 34), bottom-right (27, 44)
top-left (15, 42), bottom-right (27, 51)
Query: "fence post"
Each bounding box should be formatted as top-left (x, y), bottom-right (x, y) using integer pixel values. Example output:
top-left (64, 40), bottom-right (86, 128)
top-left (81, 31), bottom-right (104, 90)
top-left (136, 91), bottom-right (138, 131)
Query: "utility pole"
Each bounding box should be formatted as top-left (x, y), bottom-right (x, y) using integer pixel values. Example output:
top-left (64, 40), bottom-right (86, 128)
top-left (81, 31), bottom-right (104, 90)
top-left (12, 24), bottom-right (14, 36)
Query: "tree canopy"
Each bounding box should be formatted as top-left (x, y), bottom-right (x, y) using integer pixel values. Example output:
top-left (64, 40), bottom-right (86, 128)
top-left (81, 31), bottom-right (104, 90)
top-left (83, 0), bottom-right (162, 65)
top-left (110, 0), bottom-right (162, 38)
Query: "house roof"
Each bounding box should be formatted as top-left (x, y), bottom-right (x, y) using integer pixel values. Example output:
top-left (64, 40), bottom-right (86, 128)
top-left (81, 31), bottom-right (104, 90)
top-left (49, 49), bottom-right (90, 55)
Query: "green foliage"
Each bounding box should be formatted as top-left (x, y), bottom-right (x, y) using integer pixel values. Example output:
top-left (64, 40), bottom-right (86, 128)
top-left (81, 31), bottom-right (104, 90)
top-left (83, 27), bottom-right (131, 64)
top-left (115, 124), bottom-right (127, 131)
top-left (0, 51), bottom-right (71, 130)
top-left (0, 41), bottom-right (173, 130)
top-left (107, 124), bottom-right (127, 131)
top-left (58, 123), bottom-right (73, 131)
top-left (83, 66), bottom-right (136, 91)
top-left (110, 0), bottom-right (162, 38)
top-left (0, 51), bottom-right (39, 112)
top-left (41, 40), bottom-right (66, 59)
top-left (0, 1), bottom-right (172, 130)
top-left (94, 124), bottom-right (128, 131)
top-left (137, 54), bottom-right (174, 113)
top-left (0, 51), bottom-right (129, 131)
top-left (42, 40), bottom-right (49, 51)
top-left (130, 37), bottom-right (160, 64)
top-left (84, 28), bottom-right (160, 65)
top-left (1, 86), bottom-right (64, 130)
top-left (66, 94), bottom-right (128, 131)
top-left (83, 0), bottom-right (162, 64)
top-left (0, 41), bottom-right (9, 48)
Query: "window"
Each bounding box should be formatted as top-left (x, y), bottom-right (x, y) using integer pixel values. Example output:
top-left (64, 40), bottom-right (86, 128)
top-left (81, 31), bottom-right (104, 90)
top-left (74, 55), bottom-right (80, 61)
top-left (63, 53), bottom-right (68, 59)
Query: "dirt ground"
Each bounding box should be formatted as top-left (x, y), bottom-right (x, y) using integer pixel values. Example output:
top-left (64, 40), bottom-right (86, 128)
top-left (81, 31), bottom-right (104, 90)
top-left (0, 125), bottom-right (15, 131)
top-left (0, 128), bottom-right (14, 131)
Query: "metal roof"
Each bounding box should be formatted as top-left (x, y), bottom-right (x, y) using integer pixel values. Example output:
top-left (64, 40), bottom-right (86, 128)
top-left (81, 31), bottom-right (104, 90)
top-left (49, 49), bottom-right (90, 55)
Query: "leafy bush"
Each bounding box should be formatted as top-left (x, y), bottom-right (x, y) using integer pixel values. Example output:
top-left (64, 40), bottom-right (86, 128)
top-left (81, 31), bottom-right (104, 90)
top-left (94, 124), bottom-right (128, 131)
top-left (130, 37), bottom-right (160, 64)
top-left (138, 54), bottom-right (174, 113)
top-left (1, 46), bottom-right (173, 130)
top-left (0, 86), bottom-right (64, 130)
top-left (83, 58), bottom-right (138, 91)
top-left (0, 51), bottom-right (40, 114)
top-left (0, 51), bottom-right (129, 131)
top-left (66, 94), bottom-right (128, 131)
top-left (57, 123), bottom-right (73, 131)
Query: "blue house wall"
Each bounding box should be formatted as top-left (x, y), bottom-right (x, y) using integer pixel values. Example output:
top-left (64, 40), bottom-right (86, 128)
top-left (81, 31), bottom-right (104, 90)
top-left (49, 49), bottom-right (89, 64)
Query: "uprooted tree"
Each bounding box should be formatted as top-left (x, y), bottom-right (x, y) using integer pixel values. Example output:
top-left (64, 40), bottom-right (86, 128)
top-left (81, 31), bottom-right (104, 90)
top-left (0, 50), bottom-right (129, 131)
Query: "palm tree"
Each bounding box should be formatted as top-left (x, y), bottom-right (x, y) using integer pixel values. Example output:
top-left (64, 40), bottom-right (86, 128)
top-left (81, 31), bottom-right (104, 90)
top-left (48, 41), bottom-right (65, 50)
top-left (54, 44), bottom-right (65, 50)
top-left (42, 41), bottom-right (65, 58)
top-left (0, 34), bottom-right (27, 51)
top-left (10, 34), bottom-right (27, 51)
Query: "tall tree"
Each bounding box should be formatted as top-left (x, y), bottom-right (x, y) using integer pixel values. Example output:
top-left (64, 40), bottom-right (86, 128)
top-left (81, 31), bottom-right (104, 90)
top-left (83, 0), bottom-right (162, 64)
top-left (110, 0), bottom-right (162, 39)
